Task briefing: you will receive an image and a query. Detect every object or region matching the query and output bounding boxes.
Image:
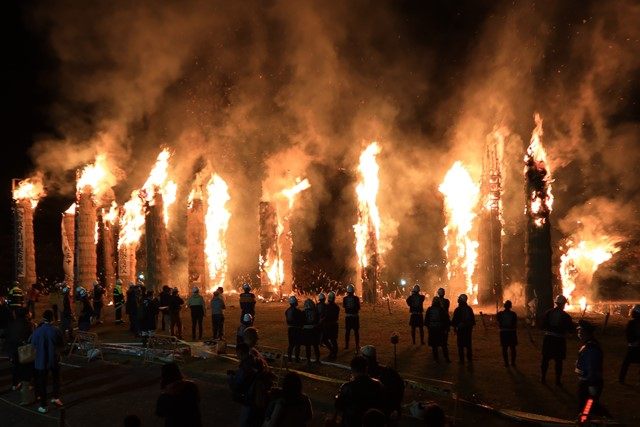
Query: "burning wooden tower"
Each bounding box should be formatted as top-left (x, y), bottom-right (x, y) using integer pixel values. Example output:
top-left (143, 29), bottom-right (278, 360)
top-left (259, 201), bottom-right (283, 295)
top-left (524, 114), bottom-right (554, 321)
top-left (118, 192), bottom-right (144, 287)
top-left (478, 131), bottom-right (504, 307)
top-left (98, 203), bottom-right (118, 296)
top-left (61, 204), bottom-right (75, 284)
top-left (12, 177), bottom-right (45, 290)
top-left (187, 187), bottom-right (207, 288)
top-left (75, 180), bottom-right (98, 288)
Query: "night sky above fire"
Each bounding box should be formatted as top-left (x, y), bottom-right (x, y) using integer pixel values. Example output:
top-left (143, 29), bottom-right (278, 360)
top-left (3, 1), bottom-right (640, 297)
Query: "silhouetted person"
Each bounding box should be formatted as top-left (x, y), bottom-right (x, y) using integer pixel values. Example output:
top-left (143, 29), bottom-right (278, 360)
top-left (285, 296), bottom-right (303, 363)
top-left (343, 284), bottom-right (361, 351)
top-left (576, 320), bottom-right (607, 417)
top-left (211, 287), bottom-right (226, 340)
top-left (92, 281), bottom-right (105, 324)
top-left (126, 284), bottom-right (139, 335)
top-left (324, 292), bottom-right (340, 359)
top-left (114, 280), bottom-right (125, 324)
top-left (497, 300), bottom-right (518, 367)
top-left (451, 294), bottom-right (475, 363)
top-left (619, 304), bottom-right (640, 383)
top-left (541, 295), bottom-right (574, 385)
top-left (31, 310), bottom-right (64, 413)
top-left (6, 307), bottom-right (33, 394)
top-left (406, 285), bottom-right (425, 345)
top-left (335, 355), bottom-right (384, 427)
top-left (159, 285), bottom-right (172, 331)
top-left (187, 286), bottom-right (205, 341)
top-left (302, 299), bottom-right (321, 364)
top-left (156, 362), bottom-right (202, 427)
top-left (169, 287), bottom-right (184, 339)
top-left (239, 283), bottom-right (256, 321)
top-left (360, 345), bottom-right (404, 420)
top-left (263, 371), bottom-right (313, 427)
top-left (425, 297), bottom-right (450, 362)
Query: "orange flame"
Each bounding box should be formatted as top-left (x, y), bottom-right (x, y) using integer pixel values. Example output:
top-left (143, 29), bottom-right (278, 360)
top-left (354, 142), bottom-right (381, 269)
top-left (65, 203), bottom-right (76, 215)
top-left (141, 149), bottom-right (177, 226)
top-left (13, 175), bottom-right (46, 209)
top-left (103, 201), bottom-right (119, 226)
top-left (560, 237), bottom-right (620, 311)
top-left (204, 174), bottom-right (231, 292)
top-left (118, 190), bottom-right (145, 249)
top-left (439, 162), bottom-right (480, 304)
top-left (525, 114), bottom-right (553, 227)
top-left (76, 154), bottom-right (117, 201)
top-left (281, 178), bottom-right (310, 210)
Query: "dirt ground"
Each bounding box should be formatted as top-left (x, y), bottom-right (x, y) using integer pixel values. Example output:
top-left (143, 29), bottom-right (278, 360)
top-left (1, 298), bottom-right (639, 426)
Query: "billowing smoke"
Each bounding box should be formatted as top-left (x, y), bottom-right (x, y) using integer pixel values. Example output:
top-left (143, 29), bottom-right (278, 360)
top-left (22, 1), bottom-right (640, 292)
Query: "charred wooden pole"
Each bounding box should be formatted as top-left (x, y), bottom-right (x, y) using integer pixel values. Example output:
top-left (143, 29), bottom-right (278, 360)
top-left (12, 194), bottom-right (37, 290)
top-left (117, 243), bottom-right (137, 289)
top-left (61, 207), bottom-right (75, 285)
top-left (187, 197), bottom-right (207, 290)
top-left (478, 143), bottom-right (503, 308)
top-left (525, 157), bottom-right (553, 322)
top-left (145, 191), bottom-right (170, 293)
top-left (362, 224), bottom-right (379, 304)
top-left (259, 201), bottom-right (281, 294)
top-left (75, 187), bottom-right (97, 289)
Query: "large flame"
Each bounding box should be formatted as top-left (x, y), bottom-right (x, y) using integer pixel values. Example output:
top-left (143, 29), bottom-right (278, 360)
top-left (204, 174), bottom-right (231, 292)
top-left (560, 237), bottom-right (620, 310)
top-left (65, 203), bottom-right (76, 215)
top-left (354, 142), bottom-right (381, 269)
top-left (13, 176), bottom-right (46, 209)
top-left (103, 201), bottom-right (119, 226)
top-left (76, 154), bottom-right (117, 201)
top-left (525, 114), bottom-right (553, 227)
top-left (141, 149), bottom-right (178, 226)
top-left (439, 162), bottom-right (480, 304)
top-left (118, 190), bottom-right (145, 248)
top-left (281, 178), bottom-right (310, 210)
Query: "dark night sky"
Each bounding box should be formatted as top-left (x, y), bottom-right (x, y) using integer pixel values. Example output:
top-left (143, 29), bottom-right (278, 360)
top-left (2, 1), bottom-right (639, 293)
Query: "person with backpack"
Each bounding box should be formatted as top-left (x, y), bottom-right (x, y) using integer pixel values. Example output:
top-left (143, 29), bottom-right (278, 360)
top-left (451, 294), bottom-right (475, 364)
top-left (540, 294), bottom-right (574, 385)
top-left (343, 284), bottom-right (361, 351)
top-left (497, 300), bottom-right (518, 367)
top-left (187, 286), bottom-right (205, 341)
top-left (424, 297), bottom-right (450, 362)
top-left (156, 362), bottom-right (202, 427)
top-left (285, 296), bottom-right (303, 363)
top-left (263, 371), bottom-right (313, 427)
top-left (406, 285), bottom-right (426, 345)
top-left (302, 299), bottom-right (321, 365)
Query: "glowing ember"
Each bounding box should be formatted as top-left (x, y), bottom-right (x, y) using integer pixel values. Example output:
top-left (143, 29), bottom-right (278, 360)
top-left (579, 296), bottom-right (587, 313)
top-left (13, 176), bottom-right (46, 209)
top-left (524, 114), bottom-right (553, 228)
top-left (439, 161), bottom-right (480, 304)
top-left (76, 154), bottom-right (117, 200)
top-left (354, 142), bottom-right (381, 270)
top-left (204, 174), bottom-right (231, 292)
top-left (141, 148), bottom-right (178, 226)
top-left (559, 238), bottom-right (620, 311)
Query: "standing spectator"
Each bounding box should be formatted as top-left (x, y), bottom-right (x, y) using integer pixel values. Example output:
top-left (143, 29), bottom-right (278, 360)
top-left (6, 308), bottom-right (34, 395)
top-left (263, 371), bottom-right (313, 427)
top-left (30, 309), bottom-right (64, 413)
top-left (211, 287), bottom-right (226, 340)
top-left (497, 300), bottom-right (518, 367)
top-left (360, 345), bottom-right (405, 420)
top-left (575, 320), bottom-right (606, 416)
top-left (285, 296), bottom-right (303, 363)
top-left (324, 292), bottom-right (340, 359)
top-left (187, 287), bottom-right (205, 341)
top-left (48, 284), bottom-right (62, 322)
top-left (540, 295), bottom-right (574, 386)
top-left (169, 287), bottom-right (184, 340)
top-left (156, 362), bottom-right (202, 427)
top-left (451, 294), bottom-right (475, 364)
top-left (406, 285), bottom-right (426, 345)
top-left (92, 281), bottom-right (105, 324)
top-left (239, 283), bottom-right (256, 321)
top-left (125, 283), bottom-right (139, 335)
top-left (302, 299), bottom-right (321, 365)
top-left (77, 288), bottom-right (94, 332)
top-left (334, 355), bottom-right (384, 427)
top-left (26, 284), bottom-right (39, 319)
top-left (141, 290), bottom-right (159, 346)
top-left (113, 280), bottom-right (125, 325)
top-left (60, 284), bottom-right (74, 342)
top-left (159, 286), bottom-right (172, 331)
top-left (619, 304), bottom-right (640, 383)
top-left (343, 284), bottom-right (361, 351)
top-left (237, 314), bottom-right (254, 346)
top-left (424, 297), bottom-right (450, 362)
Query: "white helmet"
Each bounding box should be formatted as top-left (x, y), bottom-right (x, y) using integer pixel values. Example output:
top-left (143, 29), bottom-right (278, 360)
top-left (115, 279), bottom-right (123, 285)
top-left (412, 285), bottom-right (420, 293)
top-left (630, 304), bottom-right (640, 317)
top-left (289, 296), bottom-right (298, 306)
top-left (346, 284), bottom-right (355, 294)
top-left (360, 345), bottom-right (377, 359)
top-left (78, 288), bottom-right (87, 298)
top-left (242, 313), bottom-right (253, 323)
top-left (555, 295), bottom-right (568, 306)
top-left (458, 294), bottom-right (468, 303)
top-left (92, 280), bottom-right (99, 286)
top-left (243, 283), bottom-right (251, 292)
top-left (318, 292), bottom-right (326, 301)
top-left (328, 291), bottom-right (336, 302)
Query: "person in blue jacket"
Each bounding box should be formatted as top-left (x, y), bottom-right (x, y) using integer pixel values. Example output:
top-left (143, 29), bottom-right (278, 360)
top-left (30, 309), bottom-right (64, 413)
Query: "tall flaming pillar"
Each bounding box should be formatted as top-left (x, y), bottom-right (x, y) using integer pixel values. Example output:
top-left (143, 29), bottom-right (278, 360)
top-left (280, 218), bottom-right (293, 295)
top-left (478, 139), bottom-right (503, 307)
top-left (259, 201), bottom-right (281, 294)
top-left (12, 186), bottom-right (37, 290)
top-left (117, 244), bottom-right (137, 287)
top-left (187, 197), bottom-right (207, 288)
top-left (75, 187), bottom-right (97, 288)
top-left (524, 114), bottom-right (553, 321)
top-left (98, 209), bottom-right (118, 296)
top-left (61, 207), bottom-right (75, 285)
top-left (145, 191), bottom-right (170, 292)
top-left (361, 227), bottom-right (379, 304)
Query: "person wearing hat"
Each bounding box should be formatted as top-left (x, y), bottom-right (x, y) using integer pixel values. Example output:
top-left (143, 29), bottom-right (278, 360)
top-left (619, 304), bottom-right (640, 383)
top-left (406, 285), bottom-right (426, 345)
top-left (210, 287), bottom-right (226, 340)
top-left (451, 294), bottom-right (475, 364)
top-left (576, 319), bottom-right (605, 415)
top-left (187, 286), bottom-right (206, 341)
top-left (285, 296), bottom-right (303, 363)
top-left (239, 283), bottom-right (256, 322)
top-left (237, 313), bottom-right (254, 346)
top-left (497, 300), bottom-right (518, 367)
top-left (324, 292), bottom-right (340, 359)
top-left (30, 309), bottom-right (64, 413)
top-left (435, 288), bottom-right (451, 353)
top-left (77, 287), bottom-right (94, 332)
top-left (302, 299), bottom-right (321, 365)
top-left (425, 297), bottom-right (450, 362)
top-left (540, 294), bottom-right (574, 385)
top-left (316, 293), bottom-right (329, 355)
top-left (343, 284), bottom-right (361, 351)
top-left (360, 345), bottom-right (405, 420)
top-left (169, 287), bottom-right (184, 340)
